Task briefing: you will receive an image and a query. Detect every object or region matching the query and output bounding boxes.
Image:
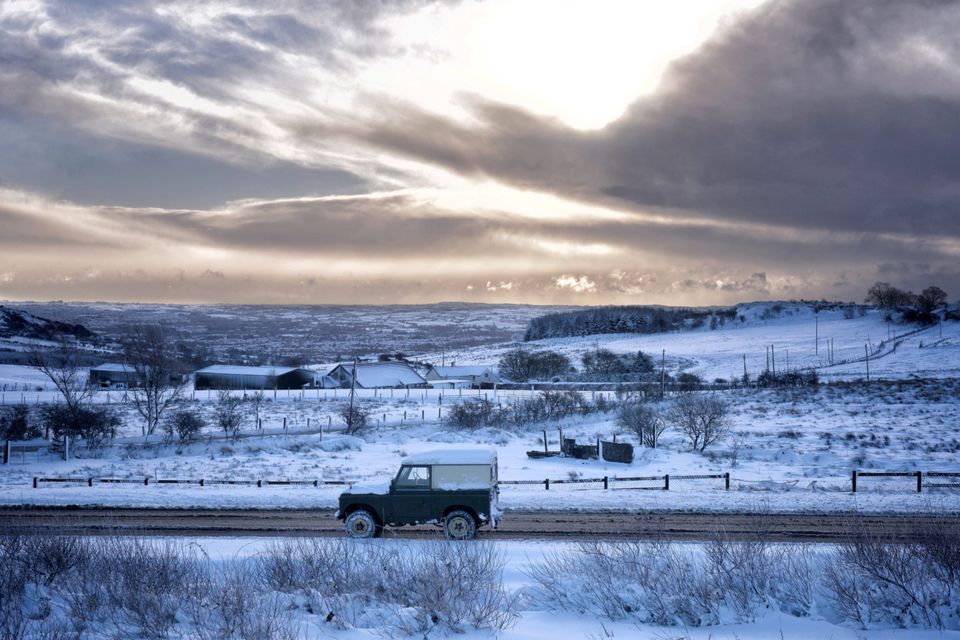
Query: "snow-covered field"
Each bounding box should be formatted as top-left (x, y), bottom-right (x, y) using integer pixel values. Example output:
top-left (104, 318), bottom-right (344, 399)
top-left (3, 379), bottom-right (960, 513)
top-left (2, 303), bottom-right (958, 514)
top-left (438, 303), bottom-right (960, 382)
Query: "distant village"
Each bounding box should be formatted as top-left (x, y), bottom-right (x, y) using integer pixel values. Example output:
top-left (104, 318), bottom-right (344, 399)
top-left (87, 361), bottom-right (504, 392)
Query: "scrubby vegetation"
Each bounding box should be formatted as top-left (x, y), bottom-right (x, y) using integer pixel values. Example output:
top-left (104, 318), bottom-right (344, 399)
top-left (524, 305), bottom-right (739, 340)
top-left (0, 535), bottom-right (517, 640)
top-left (448, 390), bottom-right (607, 430)
top-left (497, 347), bottom-right (572, 381)
top-left (528, 518), bottom-right (960, 630)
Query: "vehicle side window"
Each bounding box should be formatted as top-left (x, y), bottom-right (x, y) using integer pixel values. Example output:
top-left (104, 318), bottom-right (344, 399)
top-left (396, 466), bottom-right (430, 488)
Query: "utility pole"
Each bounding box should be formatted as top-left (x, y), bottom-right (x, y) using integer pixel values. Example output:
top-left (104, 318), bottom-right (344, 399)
top-left (742, 354), bottom-right (747, 381)
top-left (660, 349), bottom-right (666, 400)
top-left (815, 311), bottom-right (818, 355)
top-left (348, 357), bottom-right (358, 430)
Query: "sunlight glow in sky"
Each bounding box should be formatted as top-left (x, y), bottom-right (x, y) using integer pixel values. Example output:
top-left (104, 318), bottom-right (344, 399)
top-left (0, 0), bottom-right (957, 304)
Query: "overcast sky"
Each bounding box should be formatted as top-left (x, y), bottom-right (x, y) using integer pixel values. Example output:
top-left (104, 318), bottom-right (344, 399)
top-left (1, 0), bottom-right (957, 305)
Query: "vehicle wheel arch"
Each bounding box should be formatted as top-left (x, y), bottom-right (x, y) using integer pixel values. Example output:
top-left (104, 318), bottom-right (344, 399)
top-left (442, 505), bottom-right (480, 522)
top-left (343, 503), bottom-right (382, 525)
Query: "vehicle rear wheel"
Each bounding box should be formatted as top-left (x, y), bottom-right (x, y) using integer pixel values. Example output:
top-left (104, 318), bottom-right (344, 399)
top-left (443, 510), bottom-right (477, 540)
top-left (345, 509), bottom-right (380, 539)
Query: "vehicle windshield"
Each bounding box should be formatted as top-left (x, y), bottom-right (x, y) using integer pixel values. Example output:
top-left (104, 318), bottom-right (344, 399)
top-left (395, 465), bottom-right (430, 488)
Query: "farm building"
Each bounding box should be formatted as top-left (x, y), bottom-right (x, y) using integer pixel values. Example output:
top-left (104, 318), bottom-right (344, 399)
top-left (303, 364), bottom-right (341, 389)
top-left (88, 363), bottom-right (138, 389)
top-left (194, 365), bottom-right (315, 390)
top-left (326, 361), bottom-right (427, 389)
top-left (424, 365), bottom-right (502, 388)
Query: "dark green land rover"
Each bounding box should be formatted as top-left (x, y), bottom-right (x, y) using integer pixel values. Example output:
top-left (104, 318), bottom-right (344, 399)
top-left (337, 447), bottom-right (500, 540)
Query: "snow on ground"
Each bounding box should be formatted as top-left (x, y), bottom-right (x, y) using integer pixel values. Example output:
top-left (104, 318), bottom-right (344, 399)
top-left (0, 363), bottom-right (55, 389)
top-left (2, 303), bottom-right (958, 513)
top-left (439, 303), bottom-right (960, 382)
top-left (3, 379), bottom-right (960, 513)
top-left (104, 536), bottom-right (960, 639)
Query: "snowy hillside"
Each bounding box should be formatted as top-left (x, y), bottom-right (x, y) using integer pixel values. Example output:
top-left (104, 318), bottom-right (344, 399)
top-left (440, 301), bottom-right (960, 382)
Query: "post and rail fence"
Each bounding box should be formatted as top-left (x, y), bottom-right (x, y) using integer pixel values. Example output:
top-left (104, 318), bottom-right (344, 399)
top-left (28, 469), bottom-right (960, 493)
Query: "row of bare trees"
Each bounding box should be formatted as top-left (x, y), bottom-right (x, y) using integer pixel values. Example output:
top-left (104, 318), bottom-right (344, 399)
top-left (617, 393), bottom-right (731, 452)
top-left (27, 325), bottom-right (188, 441)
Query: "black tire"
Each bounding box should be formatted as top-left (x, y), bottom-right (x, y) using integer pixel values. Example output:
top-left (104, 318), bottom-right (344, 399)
top-left (345, 509), bottom-right (380, 539)
top-left (443, 510), bottom-right (477, 540)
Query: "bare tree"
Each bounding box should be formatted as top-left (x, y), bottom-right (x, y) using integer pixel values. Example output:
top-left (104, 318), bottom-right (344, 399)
top-left (122, 325), bottom-right (188, 437)
top-left (917, 286), bottom-right (948, 313)
top-left (616, 402), bottom-right (668, 448)
top-left (339, 403), bottom-right (370, 435)
top-left (215, 390), bottom-right (244, 441)
top-left (667, 393), bottom-right (730, 452)
top-left (27, 337), bottom-right (94, 414)
top-left (248, 390), bottom-right (265, 427)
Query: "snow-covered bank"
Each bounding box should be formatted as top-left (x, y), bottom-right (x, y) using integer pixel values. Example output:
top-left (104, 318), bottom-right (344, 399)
top-left (5, 535), bottom-right (960, 639)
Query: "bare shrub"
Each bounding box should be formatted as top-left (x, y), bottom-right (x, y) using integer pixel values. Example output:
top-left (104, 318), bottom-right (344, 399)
top-left (216, 390), bottom-right (245, 441)
top-left (162, 408), bottom-right (205, 444)
top-left (100, 538), bottom-right (203, 639)
top-left (24, 536), bottom-right (88, 586)
top-left (769, 545), bottom-right (820, 617)
top-left (448, 398), bottom-right (498, 430)
top-left (527, 538), bottom-right (826, 628)
top-left (259, 538), bottom-right (517, 635)
top-left (616, 402), bottom-right (668, 448)
top-left (667, 393), bottom-right (730, 452)
top-left (823, 517), bottom-right (960, 629)
top-left (703, 533), bottom-right (773, 621)
top-left (190, 561), bottom-right (299, 640)
top-left (387, 541), bottom-right (518, 634)
top-left (526, 540), bottom-right (715, 625)
top-left (339, 403), bottom-right (370, 435)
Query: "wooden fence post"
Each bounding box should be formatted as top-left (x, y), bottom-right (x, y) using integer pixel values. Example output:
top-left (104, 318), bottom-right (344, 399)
top-left (544, 478), bottom-right (550, 491)
top-left (916, 471), bottom-right (922, 493)
top-left (543, 429), bottom-right (548, 454)
top-left (3, 440), bottom-right (9, 465)
top-left (724, 472), bottom-right (730, 491)
top-left (33, 477), bottom-right (37, 489)
top-left (664, 474), bottom-right (670, 491)
top-left (603, 476), bottom-right (609, 490)
top-left (851, 470), bottom-right (857, 493)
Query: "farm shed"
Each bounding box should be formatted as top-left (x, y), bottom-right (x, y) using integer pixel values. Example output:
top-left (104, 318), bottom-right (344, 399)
top-left (194, 365), bottom-right (315, 390)
top-left (424, 365), bottom-right (502, 388)
top-left (303, 364), bottom-right (341, 389)
top-left (326, 361), bottom-right (427, 389)
top-left (88, 363), bottom-right (138, 389)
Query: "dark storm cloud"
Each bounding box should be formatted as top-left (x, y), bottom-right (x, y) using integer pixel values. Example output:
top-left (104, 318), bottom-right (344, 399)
top-left (349, 0), bottom-right (960, 238)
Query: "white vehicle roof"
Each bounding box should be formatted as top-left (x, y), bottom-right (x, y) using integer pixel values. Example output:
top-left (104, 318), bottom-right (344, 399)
top-left (401, 447), bottom-right (497, 466)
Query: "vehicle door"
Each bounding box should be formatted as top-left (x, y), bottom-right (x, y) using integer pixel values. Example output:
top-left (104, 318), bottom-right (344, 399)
top-left (389, 465), bottom-right (434, 524)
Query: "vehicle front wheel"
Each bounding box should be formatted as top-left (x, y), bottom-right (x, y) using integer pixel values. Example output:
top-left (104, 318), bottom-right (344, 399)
top-left (443, 510), bottom-right (477, 540)
top-left (345, 509), bottom-right (380, 539)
